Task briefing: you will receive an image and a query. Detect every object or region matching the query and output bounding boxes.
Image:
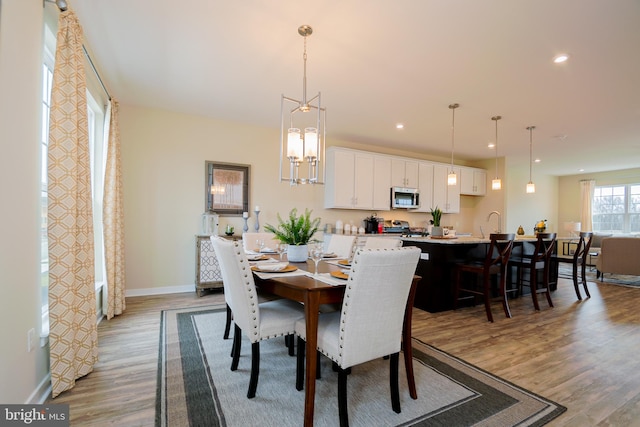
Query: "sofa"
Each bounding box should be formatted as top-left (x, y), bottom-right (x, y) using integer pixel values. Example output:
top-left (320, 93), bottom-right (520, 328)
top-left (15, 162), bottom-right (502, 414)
top-left (595, 237), bottom-right (640, 278)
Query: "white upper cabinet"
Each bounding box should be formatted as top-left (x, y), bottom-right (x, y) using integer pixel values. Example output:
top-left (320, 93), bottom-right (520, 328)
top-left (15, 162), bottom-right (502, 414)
top-left (391, 158), bottom-right (419, 188)
top-left (324, 147), bottom-right (391, 210)
top-left (372, 156), bottom-right (392, 210)
top-left (432, 164), bottom-right (461, 213)
top-left (325, 147), bottom-right (483, 212)
top-left (460, 167), bottom-right (487, 196)
top-left (412, 162), bottom-right (434, 212)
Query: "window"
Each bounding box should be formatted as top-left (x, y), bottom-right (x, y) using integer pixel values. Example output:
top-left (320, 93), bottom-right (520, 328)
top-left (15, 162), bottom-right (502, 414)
top-left (40, 27), bottom-right (55, 336)
top-left (592, 184), bottom-right (640, 234)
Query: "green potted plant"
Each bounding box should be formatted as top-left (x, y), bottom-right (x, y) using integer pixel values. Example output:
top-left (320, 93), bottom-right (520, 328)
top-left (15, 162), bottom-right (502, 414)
top-left (430, 206), bottom-right (444, 236)
top-left (264, 208), bottom-right (321, 262)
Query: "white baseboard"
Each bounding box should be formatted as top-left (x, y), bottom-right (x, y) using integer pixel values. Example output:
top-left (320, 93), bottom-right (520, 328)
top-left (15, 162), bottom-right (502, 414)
top-left (28, 373), bottom-right (52, 404)
top-left (125, 284), bottom-right (195, 297)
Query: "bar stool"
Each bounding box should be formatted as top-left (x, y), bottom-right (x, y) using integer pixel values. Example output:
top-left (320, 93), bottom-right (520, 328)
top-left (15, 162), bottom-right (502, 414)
top-left (454, 233), bottom-right (516, 322)
top-left (572, 231), bottom-right (593, 300)
top-left (508, 233), bottom-right (557, 311)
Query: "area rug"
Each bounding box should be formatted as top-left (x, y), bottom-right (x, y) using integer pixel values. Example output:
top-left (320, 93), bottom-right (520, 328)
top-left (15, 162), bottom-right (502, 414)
top-left (156, 305), bottom-right (566, 427)
top-left (558, 263), bottom-right (640, 288)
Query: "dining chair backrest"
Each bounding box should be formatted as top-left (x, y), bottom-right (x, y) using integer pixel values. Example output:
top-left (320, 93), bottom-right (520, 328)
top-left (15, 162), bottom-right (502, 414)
top-left (485, 233), bottom-right (516, 269)
top-left (530, 232), bottom-right (557, 267)
top-left (211, 236), bottom-right (261, 340)
top-left (337, 246), bottom-right (420, 368)
top-left (242, 232), bottom-right (280, 253)
top-left (326, 234), bottom-right (356, 258)
top-left (363, 237), bottom-right (403, 249)
top-left (573, 231), bottom-right (593, 264)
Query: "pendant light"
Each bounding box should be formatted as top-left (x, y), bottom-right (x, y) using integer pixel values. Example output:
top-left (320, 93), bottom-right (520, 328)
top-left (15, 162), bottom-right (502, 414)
top-left (279, 25), bottom-right (326, 186)
top-left (526, 126), bottom-right (536, 193)
top-left (491, 116), bottom-right (502, 190)
top-left (447, 103), bottom-right (459, 186)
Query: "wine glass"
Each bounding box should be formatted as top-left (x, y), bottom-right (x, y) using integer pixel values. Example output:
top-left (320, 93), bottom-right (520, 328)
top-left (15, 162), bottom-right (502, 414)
top-left (256, 239), bottom-right (265, 253)
top-left (310, 242), bottom-right (324, 275)
top-left (276, 243), bottom-right (287, 261)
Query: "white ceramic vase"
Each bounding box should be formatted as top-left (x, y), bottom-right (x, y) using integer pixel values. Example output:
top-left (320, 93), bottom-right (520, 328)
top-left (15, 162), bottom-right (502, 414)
top-left (287, 244), bottom-right (309, 263)
top-left (431, 226), bottom-right (444, 237)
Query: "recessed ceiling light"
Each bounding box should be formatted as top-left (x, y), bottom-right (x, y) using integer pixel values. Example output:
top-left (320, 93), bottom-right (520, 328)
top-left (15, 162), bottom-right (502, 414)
top-left (396, 123), bottom-right (404, 129)
top-left (553, 54), bottom-right (569, 64)
top-left (578, 168), bottom-right (585, 172)
top-left (535, 158), bottom-right (541, 163)
top-left (487, 142), bottom-right (495, 149)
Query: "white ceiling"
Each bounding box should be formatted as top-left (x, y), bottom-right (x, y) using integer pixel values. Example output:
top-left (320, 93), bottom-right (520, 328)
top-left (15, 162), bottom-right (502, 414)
top-left (69, 0), bottom-right (640, 176)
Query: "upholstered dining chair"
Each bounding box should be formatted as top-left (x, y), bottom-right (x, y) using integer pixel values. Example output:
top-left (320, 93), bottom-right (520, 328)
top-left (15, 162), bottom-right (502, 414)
top-left (210, 236), bottom-right (304, 398)
top-left (571, 231), bottom-right (593, 300)
top-left (325, 234), bottom-right (356, 259)
top-left (454, 233), bottom-right (516, 322)
top-left (294, 246), bottom-right (421, 427)
top-left (363, 236), bottom-right (403, 249)
top-left (508, 233), bottom-right (557, 310)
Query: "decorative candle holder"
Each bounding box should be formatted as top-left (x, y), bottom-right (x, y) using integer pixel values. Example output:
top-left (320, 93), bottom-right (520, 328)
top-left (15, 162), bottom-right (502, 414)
top-left (254, 210), bottom-right (260, 231)
top-left (243, 217), bottom-right (249, 233)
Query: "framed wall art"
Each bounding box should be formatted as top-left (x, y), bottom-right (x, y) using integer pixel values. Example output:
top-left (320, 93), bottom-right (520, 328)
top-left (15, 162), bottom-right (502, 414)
top-left (205, 161), bottom-right (250, 216)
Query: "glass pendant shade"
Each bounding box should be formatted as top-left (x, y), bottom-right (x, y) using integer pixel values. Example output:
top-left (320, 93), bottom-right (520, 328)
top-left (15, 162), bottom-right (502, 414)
top-left (491, 115), bottom-right (502, 191)
top-left (526, 126), bottom-right (536, 194)
top-left (526, 182), bottom-right (536, 193)
top-left (304, 127), bottom-right (318, 158)
top-left (287, 128), bottom-right (303, 159)
top-left (447, 103), bottom-right (459, 186)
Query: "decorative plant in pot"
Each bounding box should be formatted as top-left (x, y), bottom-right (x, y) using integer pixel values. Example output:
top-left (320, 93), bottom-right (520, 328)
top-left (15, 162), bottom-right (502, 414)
top-left (430, 206), bottom-right (444, 237)
top-left (264, 208), bottom-right (321, 262)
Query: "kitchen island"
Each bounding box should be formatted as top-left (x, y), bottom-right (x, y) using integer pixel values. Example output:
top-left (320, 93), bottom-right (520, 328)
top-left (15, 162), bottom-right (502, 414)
top-left (399, 235), bottom-right (555, 313)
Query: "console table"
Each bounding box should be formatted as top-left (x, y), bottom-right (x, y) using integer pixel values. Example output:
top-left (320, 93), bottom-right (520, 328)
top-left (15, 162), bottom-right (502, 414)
top-left (195, 235), bottom-right (224, 296)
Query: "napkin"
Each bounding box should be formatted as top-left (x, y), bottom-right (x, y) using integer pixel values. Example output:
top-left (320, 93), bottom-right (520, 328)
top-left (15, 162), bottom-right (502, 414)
top-left (260, 247), bottom-right (276, 253)
top-left (255, 262), bottom-right (288, 272)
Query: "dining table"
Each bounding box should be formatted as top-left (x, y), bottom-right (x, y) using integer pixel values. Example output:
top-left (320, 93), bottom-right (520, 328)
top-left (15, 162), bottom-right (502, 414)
top-left (250, 253), bottom-right (421, 427)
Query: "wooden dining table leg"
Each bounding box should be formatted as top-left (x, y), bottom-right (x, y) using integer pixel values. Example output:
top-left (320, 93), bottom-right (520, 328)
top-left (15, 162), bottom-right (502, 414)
top-left (403, 277), bottom-right (419, 400)
top-left (303, 291), bottom-right (320, 427)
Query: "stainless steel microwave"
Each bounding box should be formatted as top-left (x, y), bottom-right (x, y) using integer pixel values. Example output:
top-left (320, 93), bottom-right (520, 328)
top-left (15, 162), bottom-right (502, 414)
top-left (391, 187), bottom-right (420, 209)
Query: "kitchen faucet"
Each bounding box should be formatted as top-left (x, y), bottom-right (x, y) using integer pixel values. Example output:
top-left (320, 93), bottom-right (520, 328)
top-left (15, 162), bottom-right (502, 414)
top-left (487, 211), bottom-right (502, 233)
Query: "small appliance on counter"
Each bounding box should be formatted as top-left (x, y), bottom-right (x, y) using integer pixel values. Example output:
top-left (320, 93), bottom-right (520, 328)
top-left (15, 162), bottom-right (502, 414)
top-left (382, 220), bottom-right (428, 237)
top-left (363, 215), bottom-right (383, 234)
top-left (383, 219), bottom-right (410, 234)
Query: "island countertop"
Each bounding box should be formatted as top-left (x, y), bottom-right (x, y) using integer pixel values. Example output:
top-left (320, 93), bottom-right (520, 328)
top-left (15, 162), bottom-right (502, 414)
top-left (400, 235), bottom-right (539, 244)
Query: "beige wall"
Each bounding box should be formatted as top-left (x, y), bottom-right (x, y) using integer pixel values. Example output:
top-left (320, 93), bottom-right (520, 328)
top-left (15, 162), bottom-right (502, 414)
top-left (0, 0), bottom-right (51, 404)
top-left (120, 105), bottom-right (514, 294)
top-left (558, 168), bottom-right (640, 235)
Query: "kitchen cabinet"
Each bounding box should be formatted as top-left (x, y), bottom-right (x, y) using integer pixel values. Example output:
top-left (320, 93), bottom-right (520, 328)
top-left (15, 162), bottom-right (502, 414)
top-left (391, 158), bottom-right (419, 188)
top-left (432, 164), bottom-right (460, 213)
top-left (412, 161), bottom-right (434, 212)
top-left (460, 167), bottom-right (486, 196)
top-left (324, 147), bottom-right (391, 210)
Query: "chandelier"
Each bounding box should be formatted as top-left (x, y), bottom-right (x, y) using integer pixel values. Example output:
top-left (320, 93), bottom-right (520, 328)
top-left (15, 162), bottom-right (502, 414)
top-left (279, 25), bottom-right (326, 186)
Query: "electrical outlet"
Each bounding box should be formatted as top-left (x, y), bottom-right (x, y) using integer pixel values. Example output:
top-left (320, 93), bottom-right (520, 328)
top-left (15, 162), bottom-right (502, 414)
top-left (27, 328), bottom-right (35, 352)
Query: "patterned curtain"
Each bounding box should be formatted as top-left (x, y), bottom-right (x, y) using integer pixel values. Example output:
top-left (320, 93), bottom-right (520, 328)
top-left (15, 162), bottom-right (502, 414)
top-left (48, 9), bottom-right (98, 398)
top-left (103, 98), bottom-right (126, 319)
top-left (580, 179), bottom-right (596, 232)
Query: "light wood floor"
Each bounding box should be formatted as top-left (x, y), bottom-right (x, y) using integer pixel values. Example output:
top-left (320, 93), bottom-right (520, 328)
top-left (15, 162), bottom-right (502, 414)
top-left (47, 277), bottom-right (640, 426)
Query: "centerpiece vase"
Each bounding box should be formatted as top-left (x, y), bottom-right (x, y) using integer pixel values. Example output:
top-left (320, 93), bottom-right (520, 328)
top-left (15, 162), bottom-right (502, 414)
top-left (287, 244), bottom-right (309, 263)
top-left (431, 226), bottom-right (444, 237)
